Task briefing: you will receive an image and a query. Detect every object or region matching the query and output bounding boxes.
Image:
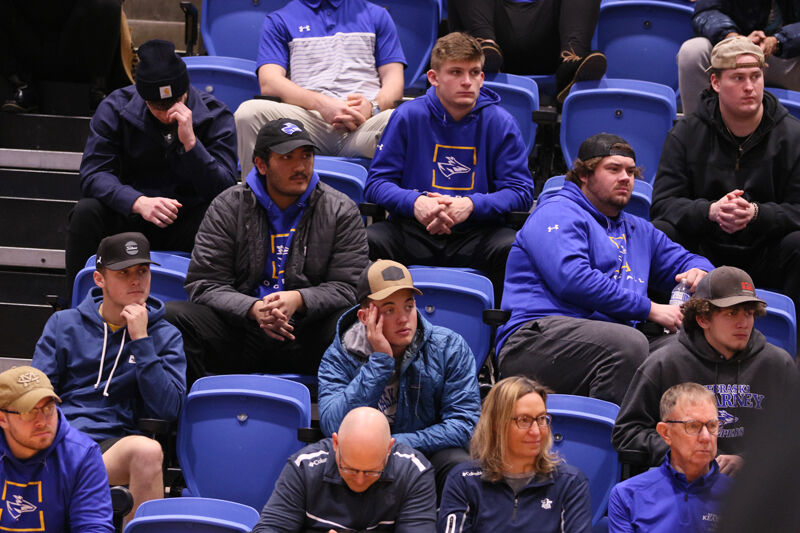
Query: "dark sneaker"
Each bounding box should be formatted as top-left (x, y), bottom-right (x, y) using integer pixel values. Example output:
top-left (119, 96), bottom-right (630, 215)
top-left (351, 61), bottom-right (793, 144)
top-left (556, 51), bottom-right (607, 104)
top-left (2, 82), bottom-right (39, 113)
top-left (478, 38), bottom-right (504, 73)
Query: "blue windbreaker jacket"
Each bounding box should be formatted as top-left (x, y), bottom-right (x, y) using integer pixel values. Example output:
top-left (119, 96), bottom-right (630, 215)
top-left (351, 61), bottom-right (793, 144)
top-left (32, 288), bottom-right (186, 441)
top-left (0, 410), bottom-right (113, 532)
top-left (497, 181), bottom-right (715, 351)
top-left (365, 86), bottom-right (534, 223)
top-left (318, 308), bottom-right (481, 455)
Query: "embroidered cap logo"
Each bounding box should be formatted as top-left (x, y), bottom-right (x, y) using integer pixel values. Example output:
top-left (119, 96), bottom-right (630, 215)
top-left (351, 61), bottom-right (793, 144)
top-left (17, 371), bottom-right (41, 388)
top-left (125, 241), bottom-right (139, 256)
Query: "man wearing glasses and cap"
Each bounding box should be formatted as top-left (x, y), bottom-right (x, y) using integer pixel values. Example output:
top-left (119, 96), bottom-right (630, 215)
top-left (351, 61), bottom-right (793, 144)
top-left (497, 133), bottom-right (714, 405)
top-left (252, 406), bottom-right (436, 532)
top-left (613, 266), bottom-right (797, 477)
top-left (65, 38), bottom-right (238, 305)
top-left (0, 366), bottom-right (113, 532)
top-left (609, 383), bottom-right (733, 532)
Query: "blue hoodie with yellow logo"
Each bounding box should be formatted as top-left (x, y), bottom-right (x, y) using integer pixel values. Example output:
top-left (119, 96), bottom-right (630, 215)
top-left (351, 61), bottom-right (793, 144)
top-left (365, 86), bottom-right (533, 224)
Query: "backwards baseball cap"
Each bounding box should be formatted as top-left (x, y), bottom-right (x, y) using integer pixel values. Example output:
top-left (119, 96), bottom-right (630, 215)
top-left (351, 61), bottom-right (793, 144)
top-left (0, 366), bottom-right (60, 413)
top-left (694, 266), bottom-right (765, 308)
top-left (135, 39), bottom-right (190, 102)
top-left (253, 118), bottom-right (318, 160)
top-left (577, 133), bottom-right (636, 162)
top-left (357, 260), bottom-right (423, 302)
top-left (96, 232), bottom-right (160, 271)
top-left (707, 36), bottom-right (766, 72)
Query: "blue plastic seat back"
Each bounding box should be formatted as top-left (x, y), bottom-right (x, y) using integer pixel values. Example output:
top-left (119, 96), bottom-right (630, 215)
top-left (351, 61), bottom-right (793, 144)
top-left (547, 394), bottom-right (620, 526)
top-left (373, 0), bottom-right (439, 91)
top-left (755, 289), bottom-right (797, 356)
top-left (177, 375), bottom-right (312, 511)
top-left (184, 57), bottom-right (259, 113)
top-left (766, 87), bottom-right (800, 122)
top-left (201, 0), bottom-right (287, 59)
top-left (126, 497), bottom-right (260, 533)
top-left (73, 252), bottom-right (191, 306)
top-left (527, 74), bottom-right (557, 105)
top-left (596, 0), bottom-right (694, 91)
top-left (536, 175), bottom-right (652, 219)
top-left (561, 78), bottom-right (677, 185)
top-left (408, 267), bottom-right (493, 372)
top-left (484, 73), bottom-right (540, 154)
top-left (314, 156), bottom-right (369, 204)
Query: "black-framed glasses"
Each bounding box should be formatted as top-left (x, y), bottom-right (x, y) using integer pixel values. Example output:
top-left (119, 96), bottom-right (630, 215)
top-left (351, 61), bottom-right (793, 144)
top-left (664, 419), bottom-right (721, 436)
top-left (336, 450), bottom-right (385, 478)
top-left (511, 414), bottom-right (552, 430)
top-left (1, 400), bottom-right (57, 422)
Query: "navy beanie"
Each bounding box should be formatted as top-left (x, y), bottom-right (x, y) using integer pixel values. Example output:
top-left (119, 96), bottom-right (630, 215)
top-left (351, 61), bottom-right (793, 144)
top-left (135, 39), bottom-right (190, 102)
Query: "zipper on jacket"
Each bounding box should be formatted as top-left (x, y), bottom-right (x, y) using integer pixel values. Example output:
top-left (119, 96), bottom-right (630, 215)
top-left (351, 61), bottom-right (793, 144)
top-left (512, 495), bottom-right (519, 521)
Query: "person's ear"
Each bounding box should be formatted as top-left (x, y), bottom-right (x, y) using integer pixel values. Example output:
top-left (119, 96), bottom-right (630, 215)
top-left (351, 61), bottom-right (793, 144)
top-left (696, 314), bottom-right (711, 331)
top-left (427, 69), bottom-right (439, 88)
top-left (93, 270), bottom-right (105, 289)
top-left (254, 156), bottom-right (269, 175)
top-left (332, 432), bottom-right (339, 453)
top-left (710, 73), bottom-right (721, 93)
top-left (357, 307), bottom-right (368, 325)
top-left (387, 437), bottom-right (395, 456)
top-left (656, 421), bottom-right (671, 446)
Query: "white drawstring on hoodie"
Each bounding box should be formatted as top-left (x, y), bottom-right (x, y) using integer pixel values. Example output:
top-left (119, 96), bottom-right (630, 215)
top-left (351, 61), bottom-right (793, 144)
top-left (94, 322), bottom-right (126, 397)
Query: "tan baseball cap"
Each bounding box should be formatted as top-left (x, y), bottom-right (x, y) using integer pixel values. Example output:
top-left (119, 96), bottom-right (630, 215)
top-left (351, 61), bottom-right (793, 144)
top-left (0, 366), bottom-right (61, 413)
top-left (707, 36), bottom-right (765, 71)
top-left (357, 260), bottom-right (422, 302)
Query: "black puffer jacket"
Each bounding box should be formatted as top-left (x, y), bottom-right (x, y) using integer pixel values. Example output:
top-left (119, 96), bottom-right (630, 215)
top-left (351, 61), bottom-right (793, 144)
top-left (652, 89), bottom-right (800, 256)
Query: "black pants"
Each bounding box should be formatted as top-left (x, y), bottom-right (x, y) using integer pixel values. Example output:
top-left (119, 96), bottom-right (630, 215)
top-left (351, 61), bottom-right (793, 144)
top-left (654, 220), bottom-right (800, 354)
top-left (367, 217), bottom-right (516, 305)
top-left (426, 447), bottom-right (470, 501)
top-left (448, 0), bottom-right (600, 75)
top-left (0, 0), bottom-right (120, 82)
top-left (164, 301), bottom-right (348, 388)
top-left (64, 198), bottom-right (209, 304)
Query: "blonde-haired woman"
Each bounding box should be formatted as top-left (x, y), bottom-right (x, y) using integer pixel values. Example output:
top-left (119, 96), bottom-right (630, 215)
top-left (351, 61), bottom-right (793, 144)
top-left (438, 376), bottom-right (591, 532)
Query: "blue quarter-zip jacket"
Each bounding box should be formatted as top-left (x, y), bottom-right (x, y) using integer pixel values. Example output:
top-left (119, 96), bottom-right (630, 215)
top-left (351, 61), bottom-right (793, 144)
top-left (365, 86), bottom-right (533, 224)
top-left (497, 181), bottom-right (714, 352)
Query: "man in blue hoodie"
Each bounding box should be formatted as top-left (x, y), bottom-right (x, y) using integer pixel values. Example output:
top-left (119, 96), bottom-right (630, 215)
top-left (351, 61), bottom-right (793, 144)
top-left (0, 365), bottom-right (113, 532)
top-left (497, 133), bottom-right (715, 405)
top-left (365, 32), bottom-right (534, 304)
top-left (608, 383), bottom-right (733, 532)
top-left (33, 232), bottom-right (186, 522)
top-left (318, 260), bottom-right (481, 496)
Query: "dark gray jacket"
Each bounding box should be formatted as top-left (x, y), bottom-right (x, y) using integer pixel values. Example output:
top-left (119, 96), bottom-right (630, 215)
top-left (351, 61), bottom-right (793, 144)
top-left (184, 178), bottom-right (368, 321)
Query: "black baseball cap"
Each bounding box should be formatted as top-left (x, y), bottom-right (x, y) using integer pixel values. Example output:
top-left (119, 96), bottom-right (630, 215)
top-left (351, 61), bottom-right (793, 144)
top-left (577, 133), bottom-right (636, 162)
top-left (253, 118), bottom-right (318, 160)
top-left (96, 232), bottom-right (160, 271)
top-left (694, 266), bottom-right (765, 308)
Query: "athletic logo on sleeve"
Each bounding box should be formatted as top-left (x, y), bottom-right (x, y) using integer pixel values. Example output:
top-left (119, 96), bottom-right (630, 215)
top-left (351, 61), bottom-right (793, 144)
top-left (298, 25), bottom-right (310, 32)
top-left (432, 145), bottom-right (476, 191)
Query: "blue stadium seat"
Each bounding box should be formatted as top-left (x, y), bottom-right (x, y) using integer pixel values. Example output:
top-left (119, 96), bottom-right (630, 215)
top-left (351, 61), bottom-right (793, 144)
top-left (72, 252), bottom-right (190, 306)
top-left (124, 497), bottom-right (260, 533)
top-left (547, 394), bottom-right (621, 527)
top-left (484, 73), bottom-right (540, 154)
top-left (183, 56), bottom-right (259, 113)
top-left (315, 156), bottom-right (369, 204)
top-left (527, 74), bottom-right (557, 105)
top-left (408, 266), bottom-right (494, 373)
top-left (200, 0), bottom-right (286, 59)
top-left (596, 0), bottom-right (694, 93)
top-left (561, 78), bottom-right (677, 185)
top-left (537, 175), bottom-right (653, 219)
top-left (755, 289), bottom-right (797, 357)
top-left (766, 87), bottom-right (800, 121)
top-left (177, 374), bottom-right (312, 511)
top-left (374, 0), bottom-right (440, 92)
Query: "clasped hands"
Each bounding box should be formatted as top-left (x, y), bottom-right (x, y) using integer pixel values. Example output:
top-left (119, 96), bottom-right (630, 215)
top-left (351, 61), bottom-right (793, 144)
top-left (413, 193), bottom-right (474, 235)
top-left (708, 189), bottom-right (756, 234)
top-left (248, 290), bottom-right (304, 341)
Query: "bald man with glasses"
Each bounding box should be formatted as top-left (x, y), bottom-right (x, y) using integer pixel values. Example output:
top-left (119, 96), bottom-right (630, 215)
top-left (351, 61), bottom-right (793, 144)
top-left (252, 407), bottom-right (436, 533)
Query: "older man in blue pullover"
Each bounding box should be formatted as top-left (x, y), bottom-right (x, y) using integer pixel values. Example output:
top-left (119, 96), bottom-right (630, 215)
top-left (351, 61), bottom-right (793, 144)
top-left (365, 32), bottom-right (534, 304)
top-left (497, 133), bottom-right (714, 405)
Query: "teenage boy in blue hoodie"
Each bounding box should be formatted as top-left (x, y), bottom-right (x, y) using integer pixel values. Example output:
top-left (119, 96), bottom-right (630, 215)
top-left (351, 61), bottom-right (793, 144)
top-left (0, 366), bottom-right (113, 532)
top-left (364, 32), bottom-right (534, 303)
top-left (497, 133), bottom-right (715, 405)
top-left (32, 231), bottom-right (186, 522)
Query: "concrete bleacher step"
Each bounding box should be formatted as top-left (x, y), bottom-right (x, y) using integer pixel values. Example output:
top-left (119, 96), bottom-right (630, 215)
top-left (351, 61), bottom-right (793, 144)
top-left (125, 0), bottom-right (204, 53)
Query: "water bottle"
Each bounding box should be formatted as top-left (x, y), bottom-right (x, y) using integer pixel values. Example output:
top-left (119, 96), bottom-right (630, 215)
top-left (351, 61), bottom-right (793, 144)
top-left (664, 279), bottom-right (691, 334)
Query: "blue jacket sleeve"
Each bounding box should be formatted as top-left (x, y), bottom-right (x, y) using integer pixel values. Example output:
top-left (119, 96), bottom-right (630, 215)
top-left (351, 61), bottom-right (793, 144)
top-left (523, 207), bottom-right (652, 321)
top-left (130, 322), bottom-right (186, 421)
top-left (31, 313), bottom-right (67, 391)
top-left (607, 485), bottom-right (635, 533)
top-left (468, 116), bottom-right (533, 220)
top-left (251, 460), bottom-right (307, 533)
top-left (561, 468), bottom-right (593, 533)
top-left (69, 443), bottom-right (114, 532)
top-left (693, 0), bottom-right (740, 44)
top-left (392, 334), bottom-right (480, 454)
top-left (437, 467), bottom-right (475, 533)
top-left (364, 112), bottom-right (423, 217)
top-left (641, 222), bottom-right (715, 294)
top-left (317, 346), bottom-right (395, 436)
